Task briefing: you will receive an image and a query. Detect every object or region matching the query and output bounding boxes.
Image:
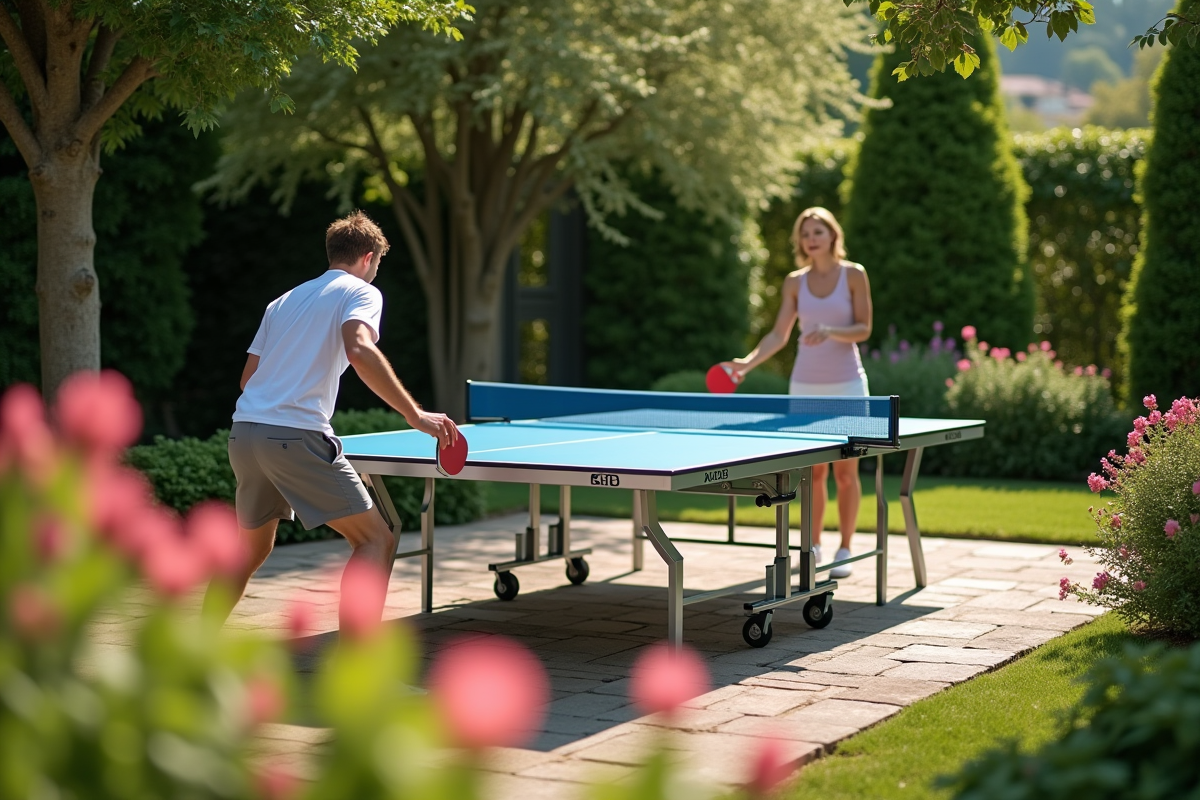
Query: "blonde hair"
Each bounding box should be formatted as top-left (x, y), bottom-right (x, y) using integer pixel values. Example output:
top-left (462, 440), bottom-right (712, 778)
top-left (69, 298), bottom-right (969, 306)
top-left (326, 210), bottom-right (390, 266)
top-left (790, 207), bottom-right (847, 267)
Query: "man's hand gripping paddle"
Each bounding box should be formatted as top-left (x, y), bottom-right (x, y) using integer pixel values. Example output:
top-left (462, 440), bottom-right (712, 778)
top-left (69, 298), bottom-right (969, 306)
top-left (435, 432), bottom-right (469, 477)
top-left (706, 364), bottom-right (740, 394)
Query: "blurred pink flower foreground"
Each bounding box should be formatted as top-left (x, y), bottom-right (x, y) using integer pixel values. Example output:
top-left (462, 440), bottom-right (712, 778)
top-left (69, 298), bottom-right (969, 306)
top-left (630, 642), bottom-right (710, 716)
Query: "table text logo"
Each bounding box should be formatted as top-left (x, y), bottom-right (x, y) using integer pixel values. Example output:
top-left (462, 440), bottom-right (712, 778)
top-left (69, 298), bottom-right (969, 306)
top-left (591, 473), bottom-right (620, 487)
top-left (944, 431), bottom-right (962, 441)
top-left (704, 468), bottom-right (729, 483)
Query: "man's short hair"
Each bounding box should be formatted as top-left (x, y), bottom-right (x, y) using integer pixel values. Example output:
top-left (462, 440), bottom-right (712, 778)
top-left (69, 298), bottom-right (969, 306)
top-left (326, 210), bottom-right (390, 266)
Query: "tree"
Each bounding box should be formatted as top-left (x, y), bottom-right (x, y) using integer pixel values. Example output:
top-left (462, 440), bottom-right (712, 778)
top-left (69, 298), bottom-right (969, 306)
top-left (207, 0), bottom-right (869, 419)
top-left (1120, 2), bottom-right (1200, 406)
top-left (842, 34), bottom-right (1032, 350)
top-left (1, 119), bottom-right (217, 434)
top-left (1086, 46), bottom-right (1165, 128)
top-left (843, 0), bottom-right (1198, 84)
top-left (0, 0), bottom-right (466, 397)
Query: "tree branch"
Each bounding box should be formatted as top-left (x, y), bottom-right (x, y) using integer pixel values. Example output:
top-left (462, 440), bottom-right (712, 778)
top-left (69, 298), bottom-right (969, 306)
top-left (409, 111), bottom-right (453, 188)
top-left (0, 80), bottom-right (42, 165)
top-left (13, 0), bottom-right (47, 66)
top-left (311, 125), bottom-right (372, 154)
top-left (81, 24), bottom-right (121, 112)
top-left (73, 56), bottom-right (155, 142)
top-left (0, 1), bottom-right (48, 106)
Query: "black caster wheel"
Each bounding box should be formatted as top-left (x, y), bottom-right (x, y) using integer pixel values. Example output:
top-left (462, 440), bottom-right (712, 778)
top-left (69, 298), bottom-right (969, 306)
top-left (493, 571), bottom-right (520, 601)
top-left (566, 557), bottom-right (590, 585)
top-left (742, 612), bottom-right (774, 648)
top-left (803, 593), bottom-right (834, 629)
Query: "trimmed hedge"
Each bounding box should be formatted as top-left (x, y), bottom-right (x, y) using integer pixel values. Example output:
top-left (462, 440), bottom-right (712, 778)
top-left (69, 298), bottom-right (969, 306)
top-left (1120, 17), bottom-right (1200, 407)
top-left (125, 409), bottom-right (485, 544)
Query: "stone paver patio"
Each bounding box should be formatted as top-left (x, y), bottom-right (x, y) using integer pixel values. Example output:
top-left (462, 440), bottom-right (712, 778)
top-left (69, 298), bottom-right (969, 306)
top-left (133, 513), bottom-right (1104, 796)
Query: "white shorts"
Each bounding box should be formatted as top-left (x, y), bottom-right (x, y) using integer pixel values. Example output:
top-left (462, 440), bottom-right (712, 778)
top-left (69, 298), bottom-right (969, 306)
top-left (789, 374), bottom-right (870, 397)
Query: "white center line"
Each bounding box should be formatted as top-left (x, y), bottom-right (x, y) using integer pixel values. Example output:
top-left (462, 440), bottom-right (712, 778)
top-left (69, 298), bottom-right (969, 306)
top-left (471, 431), bottom-right (657, 454)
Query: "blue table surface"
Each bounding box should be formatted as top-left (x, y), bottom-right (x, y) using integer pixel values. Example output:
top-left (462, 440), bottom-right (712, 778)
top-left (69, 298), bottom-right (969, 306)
top-left (342, 416), bottom-right (982, 475)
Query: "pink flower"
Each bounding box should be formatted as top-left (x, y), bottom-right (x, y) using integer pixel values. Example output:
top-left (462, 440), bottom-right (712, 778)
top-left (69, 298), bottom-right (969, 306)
top-left (1087, 473), bottom-right (1108, 493)
top-left (1054, 360), bottom-right (1064, 369)
top-left (1040, 340), bottom-right (1052, 352)
top-left (254, 762), bottom-right (300, 800)
top-left (1092, 572), bottom-right (1111, 591)
top-left (631, 642), bottom-right (710, 716)
top-left (748, 735), bottom-right (793, 797)
top-left (1047, 350), bottom-right (1056, 359)
top-left (978, 341), bottom-right (989, 352)
top-left (1073, 366), bottom-right (1083, 376)
top-left (1144, 394), bottom-right (1157, 410)
top-left (1127, 430), bottom-right (1142, 449)
top-left (1058, 548), bottom-right (1073, 565)
top-left (1148, 410), bottom-right (1162, 425)
top-left (1111, 514), bottom-right (1123, 529)
top-left (55, 370), bottom-right (142, 456)
top-left (1102, 368), bottom-right (1112, 378)
top-left (956, 359), bottom-right (972, 372)
top-left (1133, 416), bottom-right (1148, 433)
top-left (1192, 514), bottom-right (1199, 525)
top-left (9, 584), bottom-right (61, 640)
top-left (1193, 480), bottom-right (1200, 495)
top-left (338, 558), bottom-right (390, 640)
top-left (1028, 343), bottom-right (1038, 353)
top-left (430, 635), bottom-right (549, 749)
top-left (1118, 546), bottom-right (1130, 559)
top-left (933, 320), bottom-right (944, 333)
top-left (944, 378), bottom-right (954, 388)
top-left (1016, 352), bottom-right (1027, 362)
top-left (1058, 577), bottom-right (1072, 600)
top-left (87, 465), bottom-right (155, 548)
top-left (1086, 365), bottom-right (1097, 376)
top-left (34, 515), bottom-right (68, 564)
top-left (961, 325), bottom-right (976, 340)
top-left (1128, 449), bottom-right (1146, 465)
top-left (141, 528), bottom-right (206, 597)
top-left (0, 384), bottom-right (56, 479)
top-left (1133, 581), bottom-right (1147, 592)
top-left (1101, 457), bottom-right (1119, 477)
top-left (244, 675), bottom-right (286, 727)
top-left (115, 504), bottom-right (178, 561)
top-left (1165, 519), bottom-right (1181, 538)
top-left (284, 597), bottom-right (317, 648)
top-left (186, 501), bottom-right (247, 578)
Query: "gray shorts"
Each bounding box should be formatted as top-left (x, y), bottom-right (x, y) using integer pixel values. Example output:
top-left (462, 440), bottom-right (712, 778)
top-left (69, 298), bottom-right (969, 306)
top-left (228, 421), bottom-right (373, 530)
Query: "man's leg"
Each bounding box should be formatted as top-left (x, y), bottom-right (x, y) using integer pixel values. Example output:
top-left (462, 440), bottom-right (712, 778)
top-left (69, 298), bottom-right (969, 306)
top-left (202, 519), bottom-right (279, 625)
top-left (326, 508), bottom-right (398, 632)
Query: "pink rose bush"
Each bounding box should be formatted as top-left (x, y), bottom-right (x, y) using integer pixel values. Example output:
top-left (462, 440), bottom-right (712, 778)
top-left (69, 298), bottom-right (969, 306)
top-left (1063, 395), bottom-right (1200, 635)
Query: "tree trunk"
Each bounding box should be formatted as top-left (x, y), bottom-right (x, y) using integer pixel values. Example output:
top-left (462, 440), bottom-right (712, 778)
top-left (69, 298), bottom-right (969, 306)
top-left (29, 151), bottom-right (103, 396)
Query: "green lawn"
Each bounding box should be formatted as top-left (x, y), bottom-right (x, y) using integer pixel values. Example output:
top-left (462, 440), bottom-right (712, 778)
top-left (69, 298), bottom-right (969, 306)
top-left (787, 613), bottom-right (1137, 799)
top-left (482, 475), bottom-right (1102, 546)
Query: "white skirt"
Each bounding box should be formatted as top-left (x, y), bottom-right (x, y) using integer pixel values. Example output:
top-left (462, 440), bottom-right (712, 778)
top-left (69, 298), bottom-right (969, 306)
top-left (789, 374), bottom-right (870, 397)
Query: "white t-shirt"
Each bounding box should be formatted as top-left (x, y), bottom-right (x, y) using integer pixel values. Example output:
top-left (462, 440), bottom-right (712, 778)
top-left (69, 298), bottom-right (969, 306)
top-left (233, 269), bottom-right (383, 434)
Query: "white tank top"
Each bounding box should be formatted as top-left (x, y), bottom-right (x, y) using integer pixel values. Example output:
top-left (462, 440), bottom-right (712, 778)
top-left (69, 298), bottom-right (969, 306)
top-left (790, 265), bottom-right (866, 385)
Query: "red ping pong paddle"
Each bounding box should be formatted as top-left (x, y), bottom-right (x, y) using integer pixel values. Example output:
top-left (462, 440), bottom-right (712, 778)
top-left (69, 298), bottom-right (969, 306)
top-left (706, 364), bottom-right (740, 394)
top-left (435, 432), bottom-right (469, 477)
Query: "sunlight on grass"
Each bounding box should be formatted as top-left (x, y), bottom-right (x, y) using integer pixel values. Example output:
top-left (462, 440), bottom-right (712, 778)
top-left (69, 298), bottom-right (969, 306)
top-left (482, 476), bottom-right (1101, 546)
top-left (787, 613), bottom-right (1135, 800)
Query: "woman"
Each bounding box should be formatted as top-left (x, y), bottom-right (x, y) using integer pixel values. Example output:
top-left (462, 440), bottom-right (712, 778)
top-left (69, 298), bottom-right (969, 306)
top-left (721, 207), bottom-right (873, 577)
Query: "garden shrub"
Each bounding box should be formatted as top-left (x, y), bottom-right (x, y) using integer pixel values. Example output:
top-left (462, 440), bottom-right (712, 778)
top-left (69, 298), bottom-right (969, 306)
top-left (650, 370), bottom-right (788, 395)
top-left (1120, 14), bottom-right (1200, 407)
top-left (125, 408), bottom-right (485, 544)
top-left (861, 322), bottom-right (960, 419)
top-left (928, 328), bottom-right (1130, 481)
top-left (1064, 395), bottom-right (1200, 637)
top-left (1016, 127), bottom-right (1146, 393)
top-left (841, 35), bottom-right (1033, 352)
top-left (584, 170), bottom-right (750, 390)
top-left (946, 640), bottom-right (1199, 799)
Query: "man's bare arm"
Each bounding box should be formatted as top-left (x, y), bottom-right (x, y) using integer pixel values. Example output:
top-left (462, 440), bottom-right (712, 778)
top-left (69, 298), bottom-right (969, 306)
top-left (240, 354), bottom-right (260, 391)
top-left (342, 320), bottom-right (458, 447)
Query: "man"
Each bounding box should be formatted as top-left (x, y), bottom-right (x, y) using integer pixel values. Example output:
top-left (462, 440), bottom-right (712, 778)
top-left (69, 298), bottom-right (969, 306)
top-left (203, 210), bottom-right (458, 632)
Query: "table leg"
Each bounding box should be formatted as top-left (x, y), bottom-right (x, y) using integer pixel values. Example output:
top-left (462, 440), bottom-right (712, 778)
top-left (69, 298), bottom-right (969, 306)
top-left (420, 478), bottom-right (434, 613)
top-left (632, 489), bottom-right (645, 572)
top-left (727, 495), bottom-right (736, 543)
top-left (773, 472), bottom-right (790, 600)
top-left (797, 466), bottom-right (815, 594)
top-left (900, 447), bottom-right (928, 588)
top-left (636, 489), bottom-right (683, 649)
top-left (876, 455), bottom-right (888, 606)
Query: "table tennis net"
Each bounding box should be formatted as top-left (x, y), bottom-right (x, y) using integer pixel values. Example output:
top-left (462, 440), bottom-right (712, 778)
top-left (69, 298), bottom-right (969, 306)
top-left (466, 382), bottom-right (899, 446)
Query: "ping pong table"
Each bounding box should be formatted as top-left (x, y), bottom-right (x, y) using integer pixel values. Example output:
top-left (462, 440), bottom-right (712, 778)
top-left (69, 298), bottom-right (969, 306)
top-left (342, 382), bottom-right (984, 648)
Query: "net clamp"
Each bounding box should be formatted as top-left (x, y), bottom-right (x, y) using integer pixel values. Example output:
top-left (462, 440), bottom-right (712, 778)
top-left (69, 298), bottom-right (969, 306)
top-left (755, 491), bottom-right (797, 509)
top-left (841, 444), bottom-right (869, 458)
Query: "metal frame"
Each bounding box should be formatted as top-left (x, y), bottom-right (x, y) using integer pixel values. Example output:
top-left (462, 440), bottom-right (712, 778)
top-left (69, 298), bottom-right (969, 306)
top-left (362, 474), bottom-right (436, 613)
top-left (487, 484), bottom-right (593, 574)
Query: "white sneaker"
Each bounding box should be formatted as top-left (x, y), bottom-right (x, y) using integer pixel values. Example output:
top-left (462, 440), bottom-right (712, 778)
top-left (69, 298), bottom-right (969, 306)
top-left (811, 544), bottom-right (822, 566)
top-left (830, 547), bottom-right (853, 579)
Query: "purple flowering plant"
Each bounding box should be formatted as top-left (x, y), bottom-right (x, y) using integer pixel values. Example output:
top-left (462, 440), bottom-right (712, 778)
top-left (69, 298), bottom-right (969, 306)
top-left (1062, 395), bottom-right (1200, 636)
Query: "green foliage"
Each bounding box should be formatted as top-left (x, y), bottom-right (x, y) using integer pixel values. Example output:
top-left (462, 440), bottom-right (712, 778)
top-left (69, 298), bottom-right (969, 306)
top-left (650, 370), bottom-right (788, 394)
top-left (583, 172), bottom-right (750, 390)
top-left (934, 336), bottom-right (1130, 480)
top-left (0, 120), bottom-right (214, 420)
top-left (1068, 396), bottom-right (1200, 636)
top-left (171, 182), bottom-right (431, 438)
top-left (946, 641), bottom-right (1200, 799)
top-left (125, 410), bottom-right (485, 543)
top-left (1120, 23), bottom-right (1200, 406)
top-left (1016, 127), bottom-right (1147, 392)
top-left (861, 324), bottom-right (960, 419)
top-left (843, 35), bottom-right (1033, 352)
top-left (1060, 45), bottom-right (1123, 89)
top-left (752, 141), bottom-right (855, 377)
top-left (1085, 47), bottom-right (1164, 129)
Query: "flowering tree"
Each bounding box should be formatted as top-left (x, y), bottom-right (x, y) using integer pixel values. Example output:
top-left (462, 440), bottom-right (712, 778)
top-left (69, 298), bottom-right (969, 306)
top-left (1062, 394), bottom-right (1200, 637)
top-left (0, 0), bottom-right (468, 396)
top-left (206, 0), bottom-right (869, 419)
